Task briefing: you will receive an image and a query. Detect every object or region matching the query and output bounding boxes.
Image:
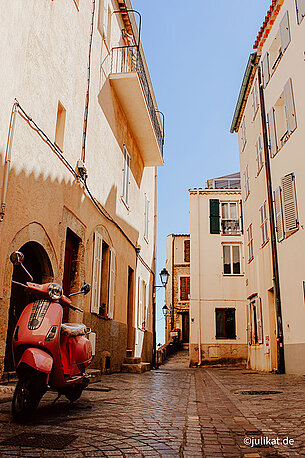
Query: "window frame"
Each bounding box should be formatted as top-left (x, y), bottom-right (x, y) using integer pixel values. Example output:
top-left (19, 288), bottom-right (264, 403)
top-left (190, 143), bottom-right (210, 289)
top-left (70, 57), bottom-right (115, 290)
top-left (220, 201), bottom-right (240, 235)
top-left (180, 276), bottom-right (190, 301)
top-left (222, 244), bottom-right (242, 276)
top-left (215, 308), bottom-right (236, 340)
top-left (259, 201), bottom-right (269, 246)
top-left (243, 165), bottom-right (250, 199)
top-left (247, 224), bottom-right (254, 263)
top-left (144, 194), bottom-right (149, 242)
top-left (184, 240), bottom-right (190, 263)
top-left (256, 134), bottom-right (264, 175)
top-left (122, 145), bottom-right (130, 208)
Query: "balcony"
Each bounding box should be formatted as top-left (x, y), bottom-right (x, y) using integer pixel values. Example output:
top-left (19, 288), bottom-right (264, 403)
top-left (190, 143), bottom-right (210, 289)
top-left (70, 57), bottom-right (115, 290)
top-left (221, 219), bottom-right (240, 235)
top-left (100, 46), bottom-right (164, 167)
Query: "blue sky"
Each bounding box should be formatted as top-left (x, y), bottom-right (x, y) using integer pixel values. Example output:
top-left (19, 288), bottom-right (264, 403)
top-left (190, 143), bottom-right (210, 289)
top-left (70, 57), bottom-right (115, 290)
top-left (131, 0), bottom-right (272, 343)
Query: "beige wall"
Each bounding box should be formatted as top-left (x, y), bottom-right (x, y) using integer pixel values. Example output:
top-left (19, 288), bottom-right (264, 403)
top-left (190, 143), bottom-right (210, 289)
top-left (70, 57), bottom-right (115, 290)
top-left (189, 189), bottom-right (247, 366)
top-left (0, 0), bottom-right (160, 375)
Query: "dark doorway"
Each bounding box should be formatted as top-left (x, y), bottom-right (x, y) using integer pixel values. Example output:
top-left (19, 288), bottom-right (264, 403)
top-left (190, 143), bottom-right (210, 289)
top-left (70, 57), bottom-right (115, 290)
top-left (182, 312), bottom-right (190, 344)
top-left (62, 229), bottom-right (80, 322)
top-left (4, 242), bottom-right (53, 372)
top-left (127, 267), bottom-right (134, 351)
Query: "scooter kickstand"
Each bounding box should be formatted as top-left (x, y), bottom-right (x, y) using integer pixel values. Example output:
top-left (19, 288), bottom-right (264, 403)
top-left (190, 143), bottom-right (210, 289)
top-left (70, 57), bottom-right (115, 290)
top-left (52, 393), bottom-right (62, 405)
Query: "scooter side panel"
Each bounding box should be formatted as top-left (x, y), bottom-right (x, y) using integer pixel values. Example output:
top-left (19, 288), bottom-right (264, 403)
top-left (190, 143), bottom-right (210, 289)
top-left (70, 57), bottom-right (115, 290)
top-left (17, 347), bottom-right (53, 373)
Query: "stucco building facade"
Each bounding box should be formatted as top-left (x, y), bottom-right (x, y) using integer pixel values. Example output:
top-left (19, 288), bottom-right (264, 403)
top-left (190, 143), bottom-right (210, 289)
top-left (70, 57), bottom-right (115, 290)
top-left (231, 0), bottom-right (305, 374)
top-left (0, 0), bottom-right (164, 377)
top-left (189, 174), bottom-right (247, 366)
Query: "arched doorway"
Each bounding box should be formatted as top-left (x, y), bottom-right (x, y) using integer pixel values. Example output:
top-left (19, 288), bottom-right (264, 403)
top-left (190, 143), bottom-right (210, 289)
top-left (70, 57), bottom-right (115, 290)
top-left (4, 242), bottom-right (53, 372)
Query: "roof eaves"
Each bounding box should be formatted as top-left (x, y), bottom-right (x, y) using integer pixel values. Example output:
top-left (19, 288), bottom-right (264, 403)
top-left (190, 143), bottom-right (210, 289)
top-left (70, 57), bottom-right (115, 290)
top-left (230, 53), bottom-right (258, 134)
top-left (253, 0), bottom-right (284, 50)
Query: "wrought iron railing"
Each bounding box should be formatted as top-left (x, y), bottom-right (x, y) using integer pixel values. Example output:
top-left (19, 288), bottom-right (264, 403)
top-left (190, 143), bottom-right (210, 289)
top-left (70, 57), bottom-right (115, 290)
top-left (221, 219), bottom-right (240, 234)
top-left (102, 46), bottom-right (164, 156)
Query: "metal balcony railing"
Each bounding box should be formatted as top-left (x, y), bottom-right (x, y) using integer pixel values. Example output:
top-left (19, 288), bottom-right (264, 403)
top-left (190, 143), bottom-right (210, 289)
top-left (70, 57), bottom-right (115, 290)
top-left (103, 46), bottom-right (164, 156)
top-left (221, 219), bottom-right (240, 234)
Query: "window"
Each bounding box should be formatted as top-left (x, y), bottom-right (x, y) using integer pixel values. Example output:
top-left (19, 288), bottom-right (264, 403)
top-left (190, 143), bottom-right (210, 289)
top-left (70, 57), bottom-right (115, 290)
top-left (261, 52), bottom-right (270, 88)
top-left (243, 166), bottom-right (250, 199)
top-left (122, 146), bottom-right (130, 206)
top-left (256, 134), bottom-right (264, 174)
top-left (247, 298), bottom-right (263, 345)
top-left (55, 101), bottom-right (66, 151)
top-left (259, 202), bottom-right (269, 245)
top-left (240, 117), bottom-right (246, 149)
top-left (216, 308), bottom-right (236, 339)
top-left (98, 0), bottom-right (110, 42)
top-left (223, 245), bottom-right (241, 275)
top-left (184, 240), bottom-right (190, 262)
top-left (247, 224), bottom-right (254, 262)
top-left (210, 199), bottom-right (220, 234)
top-left (180, 277), bottom-right (190, 301)
top-left (144, 195), bottom-right (149, 241)
top-left (252, 80), bottom-right (259, 117)
top-left (274, 173), bottom-right (298, 241)
top-left (91, 232), bottom-right (116, 318)
top-left (221, 202), bottom-right (240, 234)
top-left (296, 0), bottom-right (305, 23)
top-left (137, 278), bottom-right (147, 330)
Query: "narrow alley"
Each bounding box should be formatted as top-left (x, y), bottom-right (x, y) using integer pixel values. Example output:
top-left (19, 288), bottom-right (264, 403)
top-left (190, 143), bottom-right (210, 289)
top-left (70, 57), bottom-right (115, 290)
top-left (0, 352), bottom-right (303, 457)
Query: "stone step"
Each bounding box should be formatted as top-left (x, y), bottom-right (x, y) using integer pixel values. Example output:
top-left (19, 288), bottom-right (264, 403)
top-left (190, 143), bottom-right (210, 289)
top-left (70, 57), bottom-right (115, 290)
top-left (121, 362), bottom-right (151, 374)
top-left (85, 368), bottom-right (102, 383)
top-left (124, 357), bottom-right (141, 365)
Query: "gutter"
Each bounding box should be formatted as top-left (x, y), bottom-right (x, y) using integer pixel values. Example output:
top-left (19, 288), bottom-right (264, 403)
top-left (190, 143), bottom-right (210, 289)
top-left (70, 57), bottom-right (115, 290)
top-left (230, 53), bottom-right (257, 133)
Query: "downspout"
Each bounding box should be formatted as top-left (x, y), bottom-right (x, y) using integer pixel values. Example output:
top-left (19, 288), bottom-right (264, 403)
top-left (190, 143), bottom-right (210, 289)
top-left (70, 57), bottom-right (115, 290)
top-left (171, 235), bottom-right (175, 330)
top-left (152, 166), bottom-right (158, 368)
top-left (197, 193), bottom-right (202, 365)
top-left (257, 66), bottom-right (285, 373)
top-left (0, 102), bottom-right (18, 224)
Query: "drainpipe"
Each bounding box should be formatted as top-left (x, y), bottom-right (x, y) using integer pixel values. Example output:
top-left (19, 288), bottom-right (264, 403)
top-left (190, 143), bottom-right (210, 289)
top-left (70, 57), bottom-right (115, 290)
top-left (257, 66), bottom-right (285, 373)
top-left (0, 102), bottom-right (18, 224)
top-left (171, 235), bottom-right (175, 330)
top-left (197, 192), bottom-right (202, 365)
top-left (152, 166), bottom-right (158, 368)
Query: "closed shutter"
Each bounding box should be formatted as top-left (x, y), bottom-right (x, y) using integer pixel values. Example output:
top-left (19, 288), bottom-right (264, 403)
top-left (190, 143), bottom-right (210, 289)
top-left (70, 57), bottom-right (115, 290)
top-left (247, 304), bottom-right (252, 345)
top-left (267, 108), bottom-right (277, 157)
top-left (274, 187), bottom-right (284, 242)
top-left (261, 53), bottom-right (270, 88)
top-left (137, 277), bottom-right (143, 328)
top-left (107, 247), bottom-right (116, 319)
top-left (256, 298), bottom-right (263, 344)
top-left (180, 277), bottom-right (190, 301)
top-left (284, 78), bottom-right (297, 134)
top-left (210, 199), bottom-right (220, 234)
top-left (281, 173), bottom-right (298, 232)
top-left (280, 11), bottom-right (291, 52)
top-left (296, 0), bottom-right (305, 23)
top-left (239, 200), bottom-right (244, 234)
top-left (91, 232), bottom-right (103, 313)
top-left (184, 240), bottom-right (190, 262)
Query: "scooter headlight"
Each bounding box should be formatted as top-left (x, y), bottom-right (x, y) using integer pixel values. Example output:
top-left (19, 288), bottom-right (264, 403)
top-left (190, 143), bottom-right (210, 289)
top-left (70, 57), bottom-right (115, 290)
top-left (47, 283), bottom-right (63, 300)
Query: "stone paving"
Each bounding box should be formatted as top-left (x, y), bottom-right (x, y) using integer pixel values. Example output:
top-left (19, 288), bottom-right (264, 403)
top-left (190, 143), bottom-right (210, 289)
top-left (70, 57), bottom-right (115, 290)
top-left (0, 351), bottom-right (304, 456)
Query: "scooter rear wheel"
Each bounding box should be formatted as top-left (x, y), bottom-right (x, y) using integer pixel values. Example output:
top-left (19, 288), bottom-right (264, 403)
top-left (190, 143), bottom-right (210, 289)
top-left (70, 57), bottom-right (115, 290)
top-left (12, 371), bottom-right (46, 422)
top-left (63, 384), bottom-right (84, 402)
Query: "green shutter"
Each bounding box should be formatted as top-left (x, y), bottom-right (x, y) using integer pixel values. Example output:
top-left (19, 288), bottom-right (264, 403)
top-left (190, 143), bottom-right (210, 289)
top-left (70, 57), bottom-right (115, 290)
top-left (210, 199), bottom-right (220, 234)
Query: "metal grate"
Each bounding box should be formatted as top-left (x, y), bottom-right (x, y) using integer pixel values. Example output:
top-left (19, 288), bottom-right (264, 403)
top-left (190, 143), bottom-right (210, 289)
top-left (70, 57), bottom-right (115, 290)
top-left (0, 433), bottom-right (77, 450)
top-left (236, 390), bottom-right (283, 396)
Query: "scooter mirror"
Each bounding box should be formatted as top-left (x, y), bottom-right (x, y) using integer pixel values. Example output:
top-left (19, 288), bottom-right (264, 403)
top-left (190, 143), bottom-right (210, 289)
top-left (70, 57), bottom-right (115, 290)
top-left (10, 251), bottom-right (25, 266)
top-left (81, 283), bottom-right (91, 295)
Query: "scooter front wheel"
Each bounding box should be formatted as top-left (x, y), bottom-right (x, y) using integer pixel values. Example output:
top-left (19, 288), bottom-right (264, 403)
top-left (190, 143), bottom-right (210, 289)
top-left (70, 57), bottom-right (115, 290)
top-left (12, 371), bottom-right (46, 422)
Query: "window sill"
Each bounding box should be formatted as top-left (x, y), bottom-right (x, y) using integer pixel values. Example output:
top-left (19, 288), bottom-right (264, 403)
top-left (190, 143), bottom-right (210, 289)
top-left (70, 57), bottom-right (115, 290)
top-left (121, 196), bottom-right (130, 212)
top-left (216, 336), bottom-right (237, 340)
top-left (252, 105), bottom-right (259, 121)
top-left (261, 239), bottom-right (269, 248)
top-left (221, 233), bottom-right (242, 237)
top-left (223, 273), bottom-right (244, 277)
top-left (143, 235), bottom-right (149, 244)
top-left (248, 257), bottom-right (254, 264)
top-left (256, 164), bottom-right (264, 177)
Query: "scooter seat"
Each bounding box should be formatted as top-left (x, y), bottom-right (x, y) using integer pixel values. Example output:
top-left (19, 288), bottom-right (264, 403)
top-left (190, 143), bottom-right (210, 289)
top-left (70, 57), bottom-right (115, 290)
top-left (61, 323), bottom-right (87, 336)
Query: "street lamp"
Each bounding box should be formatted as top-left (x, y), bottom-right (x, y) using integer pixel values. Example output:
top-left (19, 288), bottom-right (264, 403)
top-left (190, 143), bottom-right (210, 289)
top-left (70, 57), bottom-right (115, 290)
top-left (159, 268), bottom-right (170, 287)
top-left (162, 304), bottom-right (169, 316)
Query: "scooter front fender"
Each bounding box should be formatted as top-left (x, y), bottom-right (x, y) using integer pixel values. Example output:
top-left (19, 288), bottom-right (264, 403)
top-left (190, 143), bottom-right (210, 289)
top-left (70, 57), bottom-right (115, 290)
top-left (17, 348), bottom-right (53, 374)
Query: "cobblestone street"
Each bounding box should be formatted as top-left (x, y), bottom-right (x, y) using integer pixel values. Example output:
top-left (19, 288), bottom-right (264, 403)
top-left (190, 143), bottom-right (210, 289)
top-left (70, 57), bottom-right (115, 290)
top-left (0, 351), bottom-right (304, 457)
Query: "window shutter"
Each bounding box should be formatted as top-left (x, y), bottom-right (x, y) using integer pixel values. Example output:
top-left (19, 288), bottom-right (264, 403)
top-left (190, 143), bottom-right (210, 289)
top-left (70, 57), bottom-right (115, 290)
top-left (267, 108), bottom-right (277, 157)
top-left (184, 240), bottom-right (190, 262)
top-left (186, 277), bottom-right (190, 300)
top-left (107, 247), bottom-right (116, 319)
top-left (247, 304), bottom-right (252, 345)
top-left (91, 232), bottom-right (103, 313)
top-left (281, 173), bottom-right (298, 232)
top-left (239, 200), bottom-right (244, 234)
top-left (103, 0), bottom-right (108, 37)
top-left (256, 298), bottom-right (263, 344)
top-left (261, 53), bottom-right (270, 88)
top-left (280, 11), bottom-right (290, 52)
top-left (274, 187), bottom-right (284, 242)
top-left (284, 78), bottom-right (297, 134)
top-left (137, 276), bottom-right (143, 328)
top-left (296, 0), bottom-right (305, 23)
top-left (210, 199), bottom-right (220, 234)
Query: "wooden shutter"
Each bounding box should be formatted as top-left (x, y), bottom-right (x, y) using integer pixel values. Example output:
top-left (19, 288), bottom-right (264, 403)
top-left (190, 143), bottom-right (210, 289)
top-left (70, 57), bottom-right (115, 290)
top-left (296, 0), bottom-right (305, 23)
top-left (180, 277), bottom-right (189, 301)
top-left (256, 298), bottom-right (263, 344)
top-left (261, 53), bottom-right (270, 88)
top-left (280, 11), bottom-right (290, 52)
top-left (107, 247), bottom-right (116, 319)
top-left (210, 199), bottom-right (220, 234)
top-left (267, 108), bottom-right (277, 157)
top-left (284, 78), bottom-right (297, 134)
top-left (91, 232), bottom-right (103, 313)
top-left (247, 304), bottom-right (252, 345)
top-left (281, 173), bottom-right (298, 232)
top-left (274, 187), bottom-right (284, 242)
top-left (184, 240), bottom-right (190, 262)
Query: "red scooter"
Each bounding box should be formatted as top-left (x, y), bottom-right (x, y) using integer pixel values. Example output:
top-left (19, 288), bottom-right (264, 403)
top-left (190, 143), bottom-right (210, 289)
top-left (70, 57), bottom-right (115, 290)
top-left (9, 251), bottom-right (92, 422)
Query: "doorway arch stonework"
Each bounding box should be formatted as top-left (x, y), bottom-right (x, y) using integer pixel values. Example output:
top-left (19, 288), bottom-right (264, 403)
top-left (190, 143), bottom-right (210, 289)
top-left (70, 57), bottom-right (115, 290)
top-left (0, 222), bottom-right (58, 377)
